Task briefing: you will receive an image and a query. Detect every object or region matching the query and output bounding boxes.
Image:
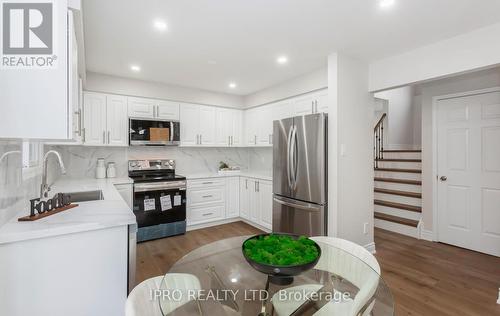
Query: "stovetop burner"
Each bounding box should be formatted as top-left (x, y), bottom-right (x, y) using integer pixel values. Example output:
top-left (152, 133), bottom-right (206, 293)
top-left (128, 159), bottom-right (185, 183)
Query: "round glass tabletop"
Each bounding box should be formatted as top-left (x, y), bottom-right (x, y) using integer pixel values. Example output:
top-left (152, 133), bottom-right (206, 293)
top-left (159, 236), bottom-right (394, 316)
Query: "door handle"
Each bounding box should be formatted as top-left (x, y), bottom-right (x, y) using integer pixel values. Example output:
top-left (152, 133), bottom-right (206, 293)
top-left (273, 196), bottom-right (321, 212)
top-left (440, 176), bottom-right (447, 181)
top-left (287, 127), bottom-right (294, 190)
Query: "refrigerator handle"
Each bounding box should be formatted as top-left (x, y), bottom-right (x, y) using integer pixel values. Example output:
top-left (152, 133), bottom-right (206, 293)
top-left (286, 126), bottom-right (294, 190)
top-left (273, 196), bottom-right (321, 212)
top-left (290, 125), bottom-right (298, 190)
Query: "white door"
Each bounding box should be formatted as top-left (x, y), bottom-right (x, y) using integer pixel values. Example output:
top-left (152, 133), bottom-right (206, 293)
top-left (128, 97), bottom-right (155, 118)
top-left (215, 108), bottom-right (231, 146)
top-left (199, 106), bottom-right (216, 146)
top-left (239, 177), bottom-right (250, 220)
top-left (106, 95), bottom-right (128, 146)
top-left (83, 92), bottom-right (107, 146)
top-left (226, 177), bottom-right (240, 218)
top-left (258, 180), bottom-right (273, 230)
top-left (157, 100), bottom-right (180, 120)
top-left (180, 104), bottom-right (200, 146)
top-left (437, 90), bottom-right (500, 257)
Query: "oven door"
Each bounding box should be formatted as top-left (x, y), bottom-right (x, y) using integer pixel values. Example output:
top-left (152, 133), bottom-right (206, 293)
top-left (129, 118), bottom-right (180, 146)
top-left (133, 181), bottom-right (186, 228)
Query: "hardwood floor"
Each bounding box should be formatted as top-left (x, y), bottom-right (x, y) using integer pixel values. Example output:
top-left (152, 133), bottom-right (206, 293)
top-left (375, 228), bottom-right (500, 316)
top-left (135, 222), bottom-right (500, 315)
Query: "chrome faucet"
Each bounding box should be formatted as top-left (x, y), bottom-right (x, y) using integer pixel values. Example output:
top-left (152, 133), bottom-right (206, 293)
top-left (40, 150), bottom-right (66, 198)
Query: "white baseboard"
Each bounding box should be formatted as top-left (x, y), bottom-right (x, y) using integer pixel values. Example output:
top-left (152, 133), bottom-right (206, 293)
top-left (240, 219), bottom-right (272, 233)
top-left (364, 242), bottom-right (376, 254)
top-left (420, 228), bottom-right (434, 241)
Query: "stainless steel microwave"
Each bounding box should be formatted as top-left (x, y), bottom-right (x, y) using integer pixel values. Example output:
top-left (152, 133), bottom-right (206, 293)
top-left (129, 118), bottom-right (180, 146)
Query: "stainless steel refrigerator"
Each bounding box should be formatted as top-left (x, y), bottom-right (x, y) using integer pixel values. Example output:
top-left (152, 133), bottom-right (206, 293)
top-left (272, 113), bottom-right (327, 236)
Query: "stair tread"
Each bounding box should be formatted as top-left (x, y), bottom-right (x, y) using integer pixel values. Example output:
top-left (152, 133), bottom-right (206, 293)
top-left (375, 168), bottom-right (422, 174)
top-left (376, 158), bottom-right (422, 162)
top-left (381, 149), bottom-right (422, 153)
top-left (375, 199), bottom-right (422, 212)
top-left (374, 177), bottom-right (422, 185)
top-left (374, 188), bottom-right (422, 198)
top-left (374, 212), bottom-right (419, 227)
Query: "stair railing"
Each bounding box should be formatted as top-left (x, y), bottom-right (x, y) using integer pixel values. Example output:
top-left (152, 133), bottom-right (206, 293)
top-left (374, 113), bottom-right (387, 169)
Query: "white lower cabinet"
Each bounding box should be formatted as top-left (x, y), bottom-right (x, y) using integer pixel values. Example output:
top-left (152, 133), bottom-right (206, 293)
top-left (187, 176), bottom-right (272, 230)
top-left (239, 177), bottom-right (273, 230)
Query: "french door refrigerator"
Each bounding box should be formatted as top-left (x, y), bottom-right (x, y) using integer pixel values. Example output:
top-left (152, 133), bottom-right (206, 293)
top-left (273, 113), bottom-right (327, 236)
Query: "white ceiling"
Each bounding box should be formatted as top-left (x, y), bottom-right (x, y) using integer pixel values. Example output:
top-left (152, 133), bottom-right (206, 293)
top-left (83, 0), bottom-right (500, 95)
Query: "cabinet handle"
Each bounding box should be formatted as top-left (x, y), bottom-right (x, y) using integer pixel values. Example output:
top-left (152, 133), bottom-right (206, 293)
top-left (200, 134), bottom-right (202, 145)
top-left (107, 131), bottom-right (110, 144)
top-left (312, 101), bottom-right (314, 113)
top-left (231, 135), bottom-right (234, 146)
top-left (202, 212), bottom-right (214, 217)
top-left (102, 131), bottom-right (106, 144)
top-left (254, 135), bottom-right (257, 145)
top-left (202, 182), bottom-right (213, 185)
top-left (254, 181), bottom-right (257, 192)
top-left (245, 179), bottom-right (248, 189)
top-left (196, 134), bottom-right (199, 145)
top-left (156, 105), bottom-right (159, 117)
top-left (269, 134), bottom-right (272, 145)
top-left (228, 136), bottom-right (231, 146)
top-left (82, 128), bottom-right (86, 143)
top-left (75, 109), bottom-right (82, 136)
top-left (315, 100), bottom-right (318, 113)
top-left (257, 181), bottom-right (260, 192)
top-left (202, 195), bottom-right (213, 198)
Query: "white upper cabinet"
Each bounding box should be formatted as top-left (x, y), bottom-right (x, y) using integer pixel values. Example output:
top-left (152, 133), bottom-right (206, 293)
top-left (128, 97), bottom-right (180, 120)
top-left (83, 93), bottom-right (107, 146)
top-left (106, 95), bottom-right (128, 146)
top-left (180, 104), bottom-right (216, 146)
top-left (0, 3), bottom-right (74, 140)
top-left (314, 90), bottom-right (329, 113)
top-left (128, 97), bottom-right (155, 118)
top-left (294, 94), bottom-right (315, 116)
top-left (272, 100), bottom-right (293, 121)
top-left (157, 100), bottom-right (180, 120)
top-left (245, 108), bottom-right (258, 146)
top-left (83, 92), bottom-right (128, 147)
top-left (180, 103), bottom-right (200, 146)
top-left (215, 108), bottom-right (243, 147)
top-left (256, 106), bottom-right (273, 146)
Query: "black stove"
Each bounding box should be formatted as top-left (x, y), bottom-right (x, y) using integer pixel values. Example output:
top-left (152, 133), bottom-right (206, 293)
top-left (128, 159), bottom-right (187, 242)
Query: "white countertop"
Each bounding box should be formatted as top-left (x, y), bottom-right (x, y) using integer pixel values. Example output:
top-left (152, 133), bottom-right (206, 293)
top-left (0, 177), bottom-right (136, 245)
top-left (184, 172), bottom-right (272, 181)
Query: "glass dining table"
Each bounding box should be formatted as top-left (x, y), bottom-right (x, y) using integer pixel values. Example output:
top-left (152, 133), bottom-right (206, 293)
top-left (158, 236), bottom-right (394, 316)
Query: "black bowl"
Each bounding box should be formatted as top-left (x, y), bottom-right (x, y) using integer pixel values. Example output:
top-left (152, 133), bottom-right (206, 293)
top-left (242, 233), bottom-right (321, 285)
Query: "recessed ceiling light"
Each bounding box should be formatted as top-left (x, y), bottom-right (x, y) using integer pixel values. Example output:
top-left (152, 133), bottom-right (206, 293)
top-left (153, 19), bottom-right (168, 31)
top-left (130, 65), bottom-right (141, 72)
top-left (228, 82), bottom-right (237, 89)
top-left (230, 278), bottom-right (238, 283)
top-left (277, 56), bottom-right (288, 65)
top-left (379, 0), bottom-right (395, 8)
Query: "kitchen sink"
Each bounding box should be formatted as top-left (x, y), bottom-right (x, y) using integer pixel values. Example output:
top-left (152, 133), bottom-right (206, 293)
top-left (65, 190), bottom-right (104, 203)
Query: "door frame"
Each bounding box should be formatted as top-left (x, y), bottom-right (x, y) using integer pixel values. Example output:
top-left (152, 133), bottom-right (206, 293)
top-left (431, 86), bottom-right (500, 242)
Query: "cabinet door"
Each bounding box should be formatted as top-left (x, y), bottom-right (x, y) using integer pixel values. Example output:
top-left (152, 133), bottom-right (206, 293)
top-left (314, 90), bottom-right (328, 113)
top-left (258, 180), bottom-right (273, 230)
top-left (239, 177), bottom-right (250, 220)
top-left (180, 103), bottom-right (200, 146)
top-left (294, 95), bottom-right (314, 116)
top-left (128, 97), bottom-right (155, 118)
top-left (157, 100), bottom-right (180, 120)
top-left (199, 106), bottom-right (216, 146)
top-left (226, 177), bottom-right (240, 218)
top-left (215, 108), bottom-right (231, 147)
top-left (83, 92), bottom-right (107, 146)
top-left (106, 95), bottom-right (128, 146)
top-left (231, 110), bottom-right (243, 147)
top-left (256, 106), bottom-right (273, 146)
top-left (68, 11), bottom-right (82, 144)
top-left (249, 179), bottom-right (260, 223)
top-left (273, 100), bottom-right (293, 120)
top-left (245, 108), bottom-right (257, 146)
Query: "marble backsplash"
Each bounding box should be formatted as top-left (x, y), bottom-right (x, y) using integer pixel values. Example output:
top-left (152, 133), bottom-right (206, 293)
top-left (45, 145), bottom-right (273, 180)
top-left (0, 141), bottom-right (42, 226)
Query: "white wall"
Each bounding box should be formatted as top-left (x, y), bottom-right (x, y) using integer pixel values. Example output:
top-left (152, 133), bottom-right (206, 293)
top-left (243, 67), bottom-right (327, 107)
top-left (375, 86), bottom-right (418, 148)
top-left (328, 53), bottom-right (374, 248)
top-left (85, 72), bottom-right (244, 108)
top-left (420, 67), bottom-right (500, 232)
top-left (369, 22), bottom-right (500, 92)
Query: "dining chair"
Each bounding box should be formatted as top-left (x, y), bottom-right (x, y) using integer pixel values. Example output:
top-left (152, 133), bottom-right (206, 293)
top-left (271, 236), bottom-right (381, 316)
top-left (125, 273), bottom-right (202, 316)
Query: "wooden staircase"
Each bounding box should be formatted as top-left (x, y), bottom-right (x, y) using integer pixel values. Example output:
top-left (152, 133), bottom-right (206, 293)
top-left (373, 114), bottom-right (422, 238)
